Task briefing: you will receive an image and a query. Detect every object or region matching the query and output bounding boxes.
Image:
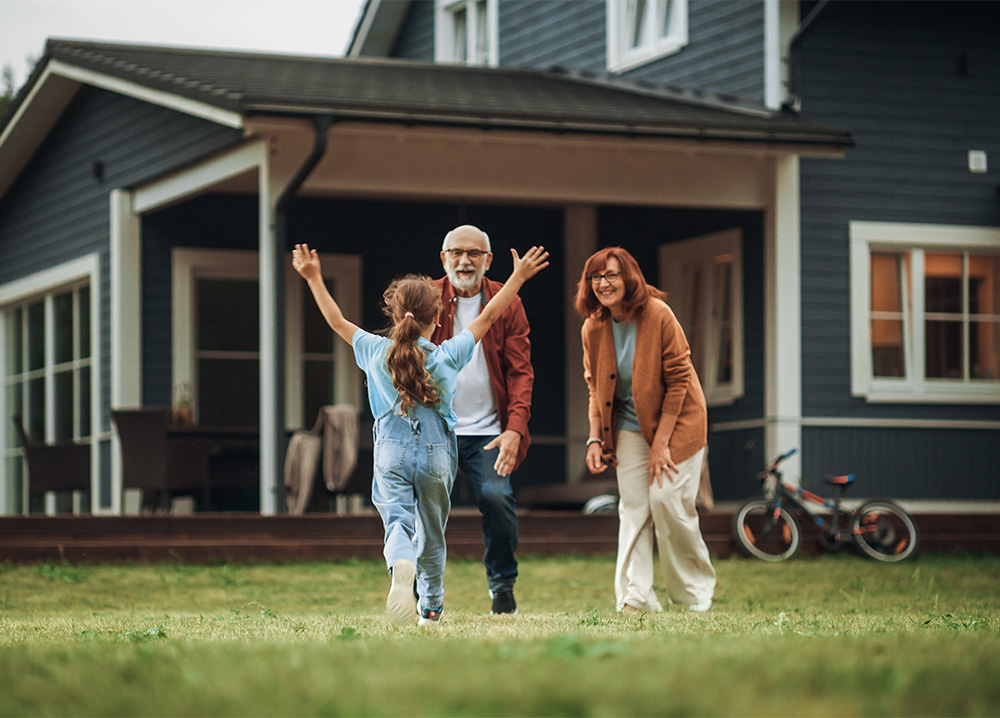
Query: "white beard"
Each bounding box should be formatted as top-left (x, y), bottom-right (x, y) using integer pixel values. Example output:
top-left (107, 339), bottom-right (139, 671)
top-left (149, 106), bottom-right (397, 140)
top-left (446, 265), bottom-right (485, 293)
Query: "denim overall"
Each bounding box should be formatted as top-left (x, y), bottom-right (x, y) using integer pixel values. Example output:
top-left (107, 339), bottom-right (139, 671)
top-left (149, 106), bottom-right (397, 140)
top-left (371, 400), bottom-right (458, 612)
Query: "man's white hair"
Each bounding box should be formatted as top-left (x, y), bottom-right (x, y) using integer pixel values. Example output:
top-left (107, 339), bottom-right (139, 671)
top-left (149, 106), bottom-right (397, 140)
top-left (442, 226), bottom-right (491, 252)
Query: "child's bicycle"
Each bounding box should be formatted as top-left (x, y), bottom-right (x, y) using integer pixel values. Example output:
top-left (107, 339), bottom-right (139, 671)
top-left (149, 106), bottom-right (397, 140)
top-left (733, 449), bottom-right (918, 562)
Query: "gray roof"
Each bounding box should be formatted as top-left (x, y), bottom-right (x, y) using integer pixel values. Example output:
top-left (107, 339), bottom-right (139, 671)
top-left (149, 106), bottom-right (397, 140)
top-left (10, 38), bottom-right (852, 147)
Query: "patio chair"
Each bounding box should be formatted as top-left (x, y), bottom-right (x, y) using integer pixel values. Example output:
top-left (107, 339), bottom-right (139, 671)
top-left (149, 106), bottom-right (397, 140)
top-left (11, 415), bottom-right (91, 513)
top-left (111, 407), bottom-right (211, 512)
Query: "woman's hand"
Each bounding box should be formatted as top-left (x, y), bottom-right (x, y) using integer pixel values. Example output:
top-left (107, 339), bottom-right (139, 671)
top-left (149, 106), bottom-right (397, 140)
top-left (510, 245), bottom-right (550, 282)
top-left (586, 443), bottom-right (606, 474)
top-left (647, 445), bottom-right (678, 487)
top-left (292, 243), bottom-right (322, 282)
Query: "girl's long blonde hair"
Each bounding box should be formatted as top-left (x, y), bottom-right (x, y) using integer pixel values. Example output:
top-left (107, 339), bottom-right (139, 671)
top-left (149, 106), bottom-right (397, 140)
top-left (381, 275), bottom-right (443, 415)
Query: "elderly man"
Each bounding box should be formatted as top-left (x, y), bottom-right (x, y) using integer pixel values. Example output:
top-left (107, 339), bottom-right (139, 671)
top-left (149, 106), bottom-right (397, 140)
top-left (431, 224), bottom-right (533, 615)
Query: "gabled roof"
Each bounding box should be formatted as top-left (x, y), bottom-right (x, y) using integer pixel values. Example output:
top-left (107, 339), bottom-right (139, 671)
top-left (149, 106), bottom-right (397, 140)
top-left (0, 38), bottom-right (852, 199)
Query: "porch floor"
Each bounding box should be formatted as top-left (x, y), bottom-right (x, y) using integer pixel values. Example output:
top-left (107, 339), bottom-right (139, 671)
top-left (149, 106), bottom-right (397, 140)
top-left (2, 503), bottom-right (998, 564)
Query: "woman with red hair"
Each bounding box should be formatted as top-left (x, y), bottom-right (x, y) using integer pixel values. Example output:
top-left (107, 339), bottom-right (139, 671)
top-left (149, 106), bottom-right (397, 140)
top-left (575, 247), bottom-right (716, 614)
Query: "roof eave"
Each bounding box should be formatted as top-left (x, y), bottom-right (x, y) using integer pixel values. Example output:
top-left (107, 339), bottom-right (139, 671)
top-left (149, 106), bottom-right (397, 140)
top-left (347, 0), bottom-right (412, 58)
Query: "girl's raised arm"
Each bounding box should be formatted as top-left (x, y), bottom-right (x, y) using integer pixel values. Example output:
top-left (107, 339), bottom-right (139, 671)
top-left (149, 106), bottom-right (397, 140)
top-left (466, 245), bottom-right (549, 343)
top-left (292, 243), bottom-right (360, 345)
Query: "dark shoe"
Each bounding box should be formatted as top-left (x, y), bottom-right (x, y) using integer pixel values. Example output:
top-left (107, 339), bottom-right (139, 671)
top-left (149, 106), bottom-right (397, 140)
top-left (491, 589), bottom-right (517, 615)
top-left (418, 606), bottom-right (443, 627)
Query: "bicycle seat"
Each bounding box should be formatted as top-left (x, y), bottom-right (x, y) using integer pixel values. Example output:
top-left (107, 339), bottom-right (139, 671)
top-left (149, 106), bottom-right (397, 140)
top-left (824, 473), bottom-right (856, 487)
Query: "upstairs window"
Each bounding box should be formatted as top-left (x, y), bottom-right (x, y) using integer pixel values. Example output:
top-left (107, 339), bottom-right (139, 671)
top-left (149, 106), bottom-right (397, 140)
top-left (436, 0), bottom-right (497, 66)
top-left (607, 0), bottom-right (689, 73)
top-left (851, 222), bottom-right (1000, 403)
top-left (659, 228), bottom-right (744, 406)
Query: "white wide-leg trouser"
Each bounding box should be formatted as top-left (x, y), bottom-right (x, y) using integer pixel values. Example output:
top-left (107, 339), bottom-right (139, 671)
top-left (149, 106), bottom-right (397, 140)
top-left (614, 430), bottom-right (716, 611)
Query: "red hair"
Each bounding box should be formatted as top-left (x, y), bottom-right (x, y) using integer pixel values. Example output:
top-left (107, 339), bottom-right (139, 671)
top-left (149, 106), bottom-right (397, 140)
top-left (573, 247), bottom-right (664, 321)
top-left (382, 275), bottom-right (443, 415)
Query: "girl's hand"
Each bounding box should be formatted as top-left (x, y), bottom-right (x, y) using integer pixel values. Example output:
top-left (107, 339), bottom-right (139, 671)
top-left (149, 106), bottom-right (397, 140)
top-left (510, 245), bottom-right (550, 282)
top-left (647, 446), bottom-right (678, 487)
top-left (586, 442), bottom-right (607, 474)
top-left (292, 243), bottom-right (322, 281)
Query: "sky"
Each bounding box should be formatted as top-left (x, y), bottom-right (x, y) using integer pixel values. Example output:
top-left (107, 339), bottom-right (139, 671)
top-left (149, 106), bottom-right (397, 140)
top-left (0, 0), bottom-right (368, 91)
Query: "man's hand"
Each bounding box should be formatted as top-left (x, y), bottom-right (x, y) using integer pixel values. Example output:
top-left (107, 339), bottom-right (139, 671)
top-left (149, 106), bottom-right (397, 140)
top-left (292, 243), bottom-right (322, 282)
top-left (485, 430), bottom-right (521, 477)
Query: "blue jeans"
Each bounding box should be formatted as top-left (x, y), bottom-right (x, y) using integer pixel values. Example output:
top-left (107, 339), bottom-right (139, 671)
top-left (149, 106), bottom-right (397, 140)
top-left (371, 403), bottom-right (457, 611)
top-left (457, 434), bottom-right (519, 593)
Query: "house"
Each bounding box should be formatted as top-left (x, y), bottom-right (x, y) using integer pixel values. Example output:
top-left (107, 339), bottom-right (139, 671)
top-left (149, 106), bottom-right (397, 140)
top-left (348, 0), bottom-right (1000, 501)
top-left (0, 2), bottom-right (989, 516)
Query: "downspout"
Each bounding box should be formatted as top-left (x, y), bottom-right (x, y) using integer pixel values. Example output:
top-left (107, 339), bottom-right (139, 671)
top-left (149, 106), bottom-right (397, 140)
top-left (784, 0), bottom-right (830, 113)
top-left (260, 115), bottom-right (334, 515)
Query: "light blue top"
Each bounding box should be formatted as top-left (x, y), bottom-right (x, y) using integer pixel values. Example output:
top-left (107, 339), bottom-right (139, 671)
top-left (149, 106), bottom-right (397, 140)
top-left (352, 327), bottom-right (476, 431)
top-left (612, 319), bottom-right (641, 432)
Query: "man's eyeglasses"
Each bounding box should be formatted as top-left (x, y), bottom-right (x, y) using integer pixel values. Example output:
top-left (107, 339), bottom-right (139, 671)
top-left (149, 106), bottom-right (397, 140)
top-left (445, 248), bottom-right (486, 260)
top-left (590, 271), bottom-right (621, 285)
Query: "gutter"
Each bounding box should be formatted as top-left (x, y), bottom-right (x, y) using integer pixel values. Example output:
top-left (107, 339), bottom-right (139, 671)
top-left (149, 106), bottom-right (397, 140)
top-left (259, 114), bottom-right (334, 514)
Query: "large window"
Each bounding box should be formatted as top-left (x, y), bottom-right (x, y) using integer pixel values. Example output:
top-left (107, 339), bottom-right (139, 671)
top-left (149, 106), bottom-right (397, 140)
top-left (172, 250), bottom-right (362, 429)
top-left (659, 229), bottom-right (744, 406)
top-left (1, 256), bottom-right (98, 514)
top-left (851, 222), bottom-right (1000, 403)
top-left (435, 0), bottom-right (497, 66)
top-left (607, 0), bottom-right (689, 73)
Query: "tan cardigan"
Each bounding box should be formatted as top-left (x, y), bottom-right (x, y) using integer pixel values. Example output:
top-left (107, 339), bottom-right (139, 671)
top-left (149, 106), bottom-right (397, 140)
top-left (582, 298), bottom-right (707, 466)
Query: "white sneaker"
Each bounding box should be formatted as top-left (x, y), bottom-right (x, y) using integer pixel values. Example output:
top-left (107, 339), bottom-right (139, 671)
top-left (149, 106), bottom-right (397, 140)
top-left (689, 599), bottom-right (712, 613)
top-left (386, 559), bottom-right (417, 624)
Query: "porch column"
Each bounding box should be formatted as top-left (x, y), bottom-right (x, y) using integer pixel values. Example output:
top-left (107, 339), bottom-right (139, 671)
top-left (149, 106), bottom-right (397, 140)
top-left (564, 206), bottom-right (598, 483)
top-left (259, 151), bottom-right (283, 515)
top-left (765, 155), bottom-right (803, 481)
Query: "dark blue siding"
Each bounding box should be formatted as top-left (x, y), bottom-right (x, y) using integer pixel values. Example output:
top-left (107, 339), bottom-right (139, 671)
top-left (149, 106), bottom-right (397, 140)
top-left (0, 85), bottom-right (241, 504)
top-left (803, 426), bottom-right (1000, 500)
top-left (707, 427), bottom-right (765, 501)
top-left (501, 0), bottom-right (607, 72)
top-left (798, 1), bottom-right (1000, 424)
top-left (392, 0), bottom-right (435, 60)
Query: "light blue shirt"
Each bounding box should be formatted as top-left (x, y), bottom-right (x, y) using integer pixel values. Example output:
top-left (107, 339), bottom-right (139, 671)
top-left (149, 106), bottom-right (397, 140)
top-left (612, 319), bottom-right (641, 432)
top-left (352, 328), bottom-right (476, 431)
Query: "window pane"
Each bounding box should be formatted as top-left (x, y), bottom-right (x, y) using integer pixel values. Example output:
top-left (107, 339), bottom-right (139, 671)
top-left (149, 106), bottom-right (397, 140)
top-left (870, 254), bottom-right (902, 312)
top-left (198, 358), bottom-right (259, 427)
top-left (924, 253), bottom-right (962, 313)
top-left (631, 0), bottom-right (648, 48)
top-left (198, 279), bottom-right (259, 352)
top-left (871, 320), bottom-right (904, 377)
top-left (970, 320), bottom-right (999, 380)
top-left (79, 285), bottom-right (91, 359)
top-left (453, 7), bottom-right (467, 61)
top-left (925, 319), bottom-right (962, 379)
top-left (27, 377), bottom-right (44, 440)
top-left (27, 301), bottom-right (44, 371)
top-left (304, 279), bottom-right (335, 354)
top-left (304, 359), bottom-right (334, 428)
top-left (475, 0), bottom-right (488, 62)
top-left (54, 369), bottom-right (74, 441)
top-left (5, 308), bottom-right (23, 375)
top-left (969, 254), bottom-right (999, 317)
top-left (79, 366), bottom-right (91, 438)
top-left (54, 290), bottom-right (74, 364)
top-left (659, 0), bottom-right (673, 38)
top-left (5, 381), bottom-right (22, 448)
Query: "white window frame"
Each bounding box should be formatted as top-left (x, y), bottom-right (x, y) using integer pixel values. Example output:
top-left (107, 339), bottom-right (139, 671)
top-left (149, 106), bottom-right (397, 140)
top-left (435, 0), bottom-right (499, 66)
top-left (172, 249), bottom-right (362, 429)
top-left (850, 221), bottom-right (1000, 404)
top-left (607, 0), bottom-right (689, 73)
top-left (659, 228), bottom-right (744, 407)
top-left (0, 255), bottom-right (101, 515)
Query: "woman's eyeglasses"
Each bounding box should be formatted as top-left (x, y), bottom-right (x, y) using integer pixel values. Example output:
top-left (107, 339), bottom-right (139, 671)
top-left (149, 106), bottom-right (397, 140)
top-left (445, 248), bottom-right (486, 260)
top-left (589, 271), bottom-right (621, 285)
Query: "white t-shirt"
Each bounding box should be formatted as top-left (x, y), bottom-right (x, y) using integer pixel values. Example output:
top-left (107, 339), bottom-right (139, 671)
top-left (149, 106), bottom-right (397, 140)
top-left (451, 294), bottom-right (501, 435)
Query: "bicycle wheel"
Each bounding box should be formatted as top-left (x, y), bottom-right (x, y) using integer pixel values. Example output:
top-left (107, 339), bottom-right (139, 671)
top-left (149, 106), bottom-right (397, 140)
top-left (852, 500), bottom-right (918, 562)
top-left (734, 499), bottom-right (801, 561)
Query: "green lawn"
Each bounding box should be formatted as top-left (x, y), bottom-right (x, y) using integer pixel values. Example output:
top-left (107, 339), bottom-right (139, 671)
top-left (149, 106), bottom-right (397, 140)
top-left (1, 553), bottom-right (998, 716)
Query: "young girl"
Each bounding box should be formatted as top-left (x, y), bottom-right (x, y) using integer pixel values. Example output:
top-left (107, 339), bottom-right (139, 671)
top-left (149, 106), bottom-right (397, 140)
top-left (292, 242), bottom-right (548, 626)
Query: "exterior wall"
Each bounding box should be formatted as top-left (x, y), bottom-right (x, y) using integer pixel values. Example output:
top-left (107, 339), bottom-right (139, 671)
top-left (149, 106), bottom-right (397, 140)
top-left (391, 0), bottom-right (435, 60)
top-left (796, 1), bottom-right (1000, 496)
top-left (0, 85), bottom-right (241, 507)
top-left (391, 0), bottom-right (765, 101)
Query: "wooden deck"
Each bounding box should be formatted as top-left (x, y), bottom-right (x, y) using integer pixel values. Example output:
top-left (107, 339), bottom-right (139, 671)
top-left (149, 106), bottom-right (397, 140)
top-left (2, 507), bottom-right (998, 564)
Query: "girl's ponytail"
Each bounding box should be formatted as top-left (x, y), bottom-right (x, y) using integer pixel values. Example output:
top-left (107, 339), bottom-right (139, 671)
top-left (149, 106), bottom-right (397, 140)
top-left (383, 275), bottom-right (443, 415)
